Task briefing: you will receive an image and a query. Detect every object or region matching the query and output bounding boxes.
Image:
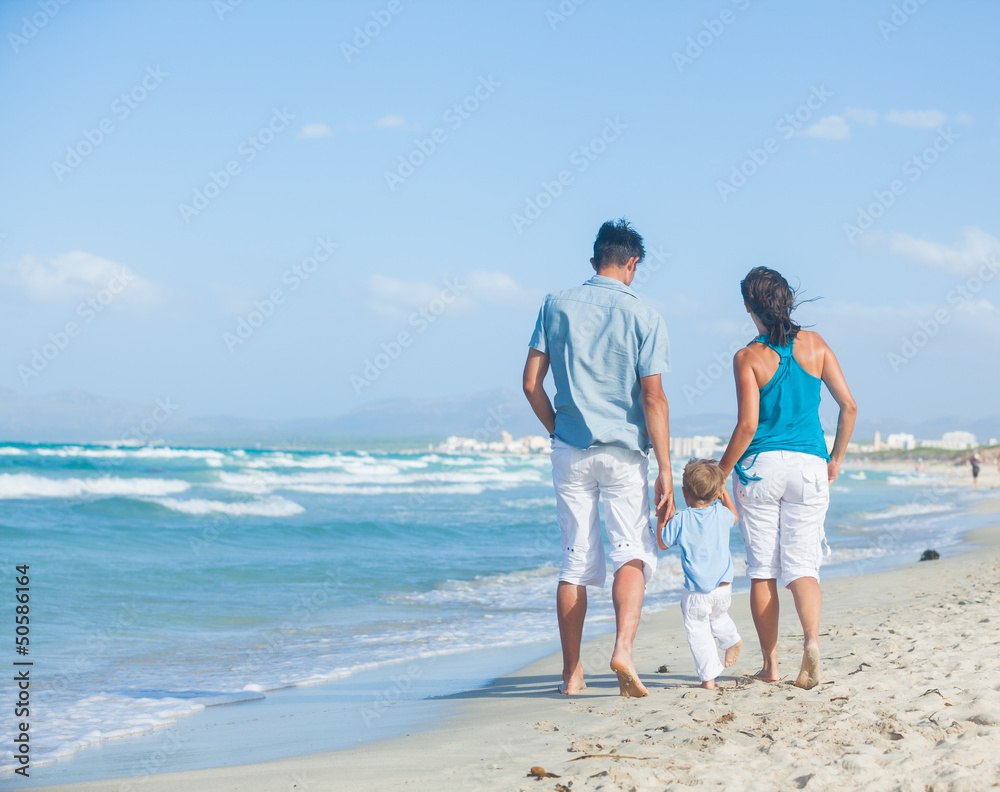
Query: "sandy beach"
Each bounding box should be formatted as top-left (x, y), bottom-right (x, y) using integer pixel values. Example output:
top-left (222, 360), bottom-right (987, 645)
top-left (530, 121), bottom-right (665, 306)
top-left (27, 482), bottom-right (1000, 792)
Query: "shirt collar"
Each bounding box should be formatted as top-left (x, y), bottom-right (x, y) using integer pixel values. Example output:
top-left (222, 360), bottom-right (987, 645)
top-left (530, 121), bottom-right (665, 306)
top-left (584, 274), bottom-right (638, 298)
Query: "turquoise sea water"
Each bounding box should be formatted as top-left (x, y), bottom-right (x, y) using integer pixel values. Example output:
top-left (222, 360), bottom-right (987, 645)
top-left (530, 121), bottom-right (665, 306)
top-left (0, 442), bottom-right (992, 777)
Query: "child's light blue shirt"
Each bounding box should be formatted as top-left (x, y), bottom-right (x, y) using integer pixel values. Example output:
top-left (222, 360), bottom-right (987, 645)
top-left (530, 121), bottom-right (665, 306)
top-left (661, 500), bottom-right (735, 593)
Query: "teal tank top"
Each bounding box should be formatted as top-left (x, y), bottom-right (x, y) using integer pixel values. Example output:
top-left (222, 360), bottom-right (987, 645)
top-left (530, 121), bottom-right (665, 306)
top-left (736, 334), bottom-right (829, 483)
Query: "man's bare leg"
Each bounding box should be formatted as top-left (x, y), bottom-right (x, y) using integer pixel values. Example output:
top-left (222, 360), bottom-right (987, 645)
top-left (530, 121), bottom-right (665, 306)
top-left (556, 581), bottom-right (587, 694)
top-left (609, 560), bottom-right (648, 697)
top-left (788, 576), bottom-right (822, 690)
top-left (749, 578), bottom-right (781, 681)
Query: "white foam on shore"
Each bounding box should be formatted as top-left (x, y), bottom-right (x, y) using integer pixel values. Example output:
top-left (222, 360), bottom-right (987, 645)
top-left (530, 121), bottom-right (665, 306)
top-left (886, 473), bottom-right (952, 487)
top-left (0, 473), bottom-right (190, 499)
top-left (30, 446), bottom-right (227, 462)
top-left (0, 689), bottom-right (265, 774)
top-left (213, 467), bottom-right (545, 495)
top-left (148, 496), bottom-right (305, 517)
top-left (857, 502), bottom-right (952, 520)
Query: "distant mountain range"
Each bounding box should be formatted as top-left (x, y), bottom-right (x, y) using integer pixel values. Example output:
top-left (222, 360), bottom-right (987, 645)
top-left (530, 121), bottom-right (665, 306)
top-left (0, 388), bottom-right (996, 449)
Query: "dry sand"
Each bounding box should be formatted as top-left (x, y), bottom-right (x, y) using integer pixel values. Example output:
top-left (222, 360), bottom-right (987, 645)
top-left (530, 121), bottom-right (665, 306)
top-left (29, 496), bottom-right (1000, 792)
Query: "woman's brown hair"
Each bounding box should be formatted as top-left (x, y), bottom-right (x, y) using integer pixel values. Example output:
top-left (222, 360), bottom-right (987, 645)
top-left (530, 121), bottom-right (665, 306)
top-left (740, 266), bottom-right (800, 347)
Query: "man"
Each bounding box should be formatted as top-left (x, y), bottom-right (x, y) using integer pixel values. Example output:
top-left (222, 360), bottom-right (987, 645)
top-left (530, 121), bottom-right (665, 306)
top-left (522, 218), bottom-right (674, 697)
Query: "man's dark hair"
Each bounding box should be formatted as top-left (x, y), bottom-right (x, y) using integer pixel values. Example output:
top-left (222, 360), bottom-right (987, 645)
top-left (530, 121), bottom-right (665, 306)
top-left (593, 218), bottom-right (645, 269)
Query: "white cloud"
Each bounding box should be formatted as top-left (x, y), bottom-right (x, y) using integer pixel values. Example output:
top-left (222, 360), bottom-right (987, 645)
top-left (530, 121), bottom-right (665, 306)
top-left (366, 271), bottom-right (538, 319)
top-left (955, 298), bottom-right (995, 316)
top-left (956, 111), bottom-right (974, 125)
top-left (0, 251), bottom-right (160, 305)
top-left (800, 115), bottom-right (850, 140)
top-left (874, 227), bottom-right (1000, 276)
top-left (299, 123), bottom-right (332, 139)
top-left (845, 107), bottom-right (877, 125)
top-left (375, 114), bottom-right (405, 129)
top-left (884, 109), bottom-right (948, 128)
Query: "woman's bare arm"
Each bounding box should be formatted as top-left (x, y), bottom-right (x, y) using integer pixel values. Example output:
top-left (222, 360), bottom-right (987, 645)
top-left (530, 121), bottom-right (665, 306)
top-left (816, 334), bottom-right (857, 483)
top-left (718, 348), bottom-right (761, 478)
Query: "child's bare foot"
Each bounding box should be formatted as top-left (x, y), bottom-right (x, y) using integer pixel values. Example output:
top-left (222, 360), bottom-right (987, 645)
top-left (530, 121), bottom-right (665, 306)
top-left (610, 654), bottom-right (648, 698)
top-left (700, 679), bottom-right (716, 690)
top-left (724, 640), bottom-right (742, 668)
top-left (794, 645), bottom-right (821, 690)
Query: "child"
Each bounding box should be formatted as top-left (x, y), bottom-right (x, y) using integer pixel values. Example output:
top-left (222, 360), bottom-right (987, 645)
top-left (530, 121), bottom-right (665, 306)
top-left (658, 459), bottom-right (741, 689)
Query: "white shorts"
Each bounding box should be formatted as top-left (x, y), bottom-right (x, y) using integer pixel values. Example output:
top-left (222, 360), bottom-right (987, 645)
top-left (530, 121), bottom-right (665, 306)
top-left (680, 586), bottom-right (741, 682)
top-left (732, 450), bottom-right (830, 585)
top-left (551, 438), bottom-right (658, 588)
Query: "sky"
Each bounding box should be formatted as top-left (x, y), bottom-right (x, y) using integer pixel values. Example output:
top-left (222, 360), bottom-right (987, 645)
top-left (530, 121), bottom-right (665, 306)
top-left (1, 0), bottom-right (998, 433)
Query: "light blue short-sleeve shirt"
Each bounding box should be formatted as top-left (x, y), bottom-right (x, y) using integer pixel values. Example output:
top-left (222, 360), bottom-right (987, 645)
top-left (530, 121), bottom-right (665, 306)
top-left (528, 274), bottom-right (670, 452)
top-left (661, 501), bottom-right (736, 593)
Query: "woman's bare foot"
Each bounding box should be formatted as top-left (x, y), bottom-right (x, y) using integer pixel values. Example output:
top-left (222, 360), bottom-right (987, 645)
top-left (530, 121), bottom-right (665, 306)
top-left (724, 640), bottom-right (742, 668)
top-left (700, 679), bottom-right (716, 690)
top-left (610, 654), bottom-right (648, 698)
top-left (794, 645), bottom-right (820, 690)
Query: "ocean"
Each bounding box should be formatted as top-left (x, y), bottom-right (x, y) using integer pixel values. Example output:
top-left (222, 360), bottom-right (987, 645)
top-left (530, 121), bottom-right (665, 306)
top-left (0, 442), bottom-right (992, 782)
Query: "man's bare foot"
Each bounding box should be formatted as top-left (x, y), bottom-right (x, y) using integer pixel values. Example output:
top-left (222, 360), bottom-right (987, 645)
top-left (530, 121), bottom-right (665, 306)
top-left (610, 654), bottom-right (648, 698)
top-left (700, 679), bottom-right (716, 690)
top-left (724, 640), bottom-right (742, 668)
top-left (794, 645), bottom-right (820, 690)
top-left (558, 672), bottom-right (586, 695)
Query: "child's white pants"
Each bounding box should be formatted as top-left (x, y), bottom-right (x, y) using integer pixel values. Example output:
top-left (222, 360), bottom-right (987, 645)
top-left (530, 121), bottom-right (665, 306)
top-left (680, 586), bottom-right (741, 682)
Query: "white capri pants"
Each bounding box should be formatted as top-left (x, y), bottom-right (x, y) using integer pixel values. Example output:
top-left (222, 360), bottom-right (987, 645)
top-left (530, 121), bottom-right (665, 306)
top-left (551, 438), bottom-right (658, 588)
top-left (681, 586), bottom-right (741, 682)
top-left (733, 450), bottom-right (830, 585)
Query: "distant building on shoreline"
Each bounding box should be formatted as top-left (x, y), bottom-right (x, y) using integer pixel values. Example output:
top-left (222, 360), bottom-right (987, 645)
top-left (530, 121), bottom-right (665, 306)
top-left (436, 433), bottom-right (728, 458)
top-left (919, 431), bottom-right (978, 450)
top-left (670, 436), bottom-right (725, 459)
top-left (437, 428), bottom-right (987, 458)
top-left (852, 429), bottom-right (980, 453)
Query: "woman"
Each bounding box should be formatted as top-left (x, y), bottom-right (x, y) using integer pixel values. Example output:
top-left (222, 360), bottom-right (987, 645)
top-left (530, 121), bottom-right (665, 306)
top-left (718, 267), bottom-right (857, 689)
